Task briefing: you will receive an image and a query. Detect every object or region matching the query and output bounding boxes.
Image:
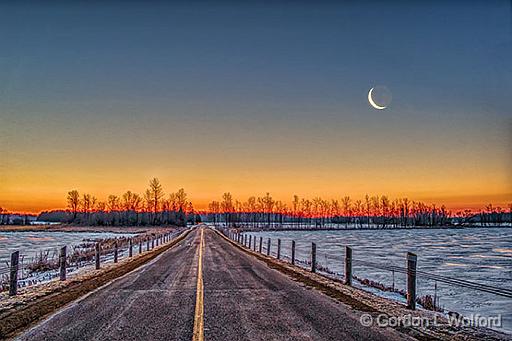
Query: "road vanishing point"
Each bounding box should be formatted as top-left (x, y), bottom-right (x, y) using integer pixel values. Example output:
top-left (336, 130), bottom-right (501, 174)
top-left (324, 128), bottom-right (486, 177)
top-left (17, 226), bottom-right (410, 341)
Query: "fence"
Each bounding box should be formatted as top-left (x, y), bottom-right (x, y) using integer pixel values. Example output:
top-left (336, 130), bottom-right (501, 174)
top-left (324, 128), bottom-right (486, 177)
top-left (0, 232), bottom-right (178, 297)
top-left (224, 229), bottom-right (512, 312)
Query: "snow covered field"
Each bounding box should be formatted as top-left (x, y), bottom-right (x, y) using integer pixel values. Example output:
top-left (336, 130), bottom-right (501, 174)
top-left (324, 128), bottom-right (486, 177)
top-left (0, 231), bottom-right (138, 289)
top-left (243, 227), bottom-right (512, 333)
top-left (0, 231), bottom-right (138, 265)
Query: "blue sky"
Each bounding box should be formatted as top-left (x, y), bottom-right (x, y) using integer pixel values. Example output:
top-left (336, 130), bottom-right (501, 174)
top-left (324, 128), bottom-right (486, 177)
top-left (0, 1), bottom-right (511, 211)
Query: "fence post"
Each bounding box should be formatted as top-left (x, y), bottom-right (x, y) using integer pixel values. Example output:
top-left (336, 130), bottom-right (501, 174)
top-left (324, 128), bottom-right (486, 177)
top-left (9, 251), bottom-right (19, 296)
top-left (244, 235), bottom-right (247, 247)
top-left (152, 238), bottom-right (155, 249)
top-left (406, 252), bottom-right (417, 310)
top-left (291, 240), bottom-right (296, 265)
top-left (59, 246), bottom-right (67, 281)
top-left (259, 237), bottom-right (263, 253)
top-left (129, 239), bottom-right (133, 257)
top-left (95, 243), bottom-right (101, 270)
top-left (345, 246), bottom-right (352, 286)
top-left (267, 238), bottom-right (271, 256)
top-left (277, 239), bottom-right (281, 259)
top-left (139, 240), bottom-right (142, 254)
top-left (114, 242), bottom-right (118, 263)
top-left (311, 242), bottom-right (317, 273)
top-left (146, 238), bottom-right (150, 251)
top-left (249, 235), bottom-right (252, 249)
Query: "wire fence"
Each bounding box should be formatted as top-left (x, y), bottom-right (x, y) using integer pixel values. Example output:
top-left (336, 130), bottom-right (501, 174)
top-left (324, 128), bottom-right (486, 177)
top-left (228, 229), bottom-right (512, 312)
top-left (0, 231), bottom-right (181, 295)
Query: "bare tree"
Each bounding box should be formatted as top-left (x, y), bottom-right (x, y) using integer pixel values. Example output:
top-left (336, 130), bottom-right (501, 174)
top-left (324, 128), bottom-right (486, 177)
top-left (148, 178), bottom-right (164, 224)
top-left (67, 190), bottom-right (80, 221)
top-left (221, 192), bottom-right (233, 227)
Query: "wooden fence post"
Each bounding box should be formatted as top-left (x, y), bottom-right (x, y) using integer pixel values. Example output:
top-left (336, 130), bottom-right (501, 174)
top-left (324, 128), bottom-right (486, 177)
top-left (129, 239), bottom-right (133, 257)
top-left (311, 242), bottom-right (317, 273)
top-left (114, 242), bottom-right (118, 263)
top-left (249, 235), bottom-right (252, 249)
top-left (95, 243), bottom-right (101, 270)
top-left (59, 246), bottom-right (67, 281)
top-left (277, 239), bottom-right (281, 259)
top-left (291, 240), bottom-right (296, 265)
top-left (345, 246), bottom-right (352, 286)
top-left (407, 252), bottom-right (417, 310)
top-left (244, 235), bottom-right (247, 247)
top-left (152, 238), bottom-right (155, 249)
top-left (146, 238), bottom-right (150, 251)
top-left (267, 238), bottom-right (271, 256)
top-left (139, 240), bottom-right (142, 254)
top-left (9, 251), bottom-right (19, 296)
top-left (259, 237), bottom-right (263, 253)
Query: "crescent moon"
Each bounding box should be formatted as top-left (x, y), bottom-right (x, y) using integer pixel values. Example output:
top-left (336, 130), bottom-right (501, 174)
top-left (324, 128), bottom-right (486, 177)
top-left (368, 87), bottom-right (386, 110)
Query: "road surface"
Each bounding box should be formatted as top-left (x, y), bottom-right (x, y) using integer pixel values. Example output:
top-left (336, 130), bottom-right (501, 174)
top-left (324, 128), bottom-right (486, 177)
top-left (18, 227), bottom-right (410, 341)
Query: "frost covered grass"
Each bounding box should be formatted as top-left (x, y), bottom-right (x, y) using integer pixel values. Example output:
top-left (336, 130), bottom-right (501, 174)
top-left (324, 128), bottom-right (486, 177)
top-left (243, 227), bottom-right (512, 333)
top-left (0, 229), bottom-right (175, 292)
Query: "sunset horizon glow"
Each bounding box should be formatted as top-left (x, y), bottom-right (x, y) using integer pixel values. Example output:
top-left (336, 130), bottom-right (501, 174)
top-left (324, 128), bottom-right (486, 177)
top-left (0, 2), bottom-right (511, 215)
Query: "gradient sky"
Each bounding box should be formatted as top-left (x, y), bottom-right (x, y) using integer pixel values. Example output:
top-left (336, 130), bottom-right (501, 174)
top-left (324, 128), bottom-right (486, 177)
top-left (1, 1), bottom-right (511, 213)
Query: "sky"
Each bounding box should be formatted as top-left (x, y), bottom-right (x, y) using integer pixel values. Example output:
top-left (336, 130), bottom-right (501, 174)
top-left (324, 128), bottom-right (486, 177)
top-left (0, 1), bottom-right (511, 213)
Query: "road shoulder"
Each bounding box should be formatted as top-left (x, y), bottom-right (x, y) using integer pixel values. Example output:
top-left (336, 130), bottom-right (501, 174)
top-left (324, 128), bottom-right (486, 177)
top-left (214, 229), bottom-right (510, 341)
top-left (0, 228), bottom-right (191, 339)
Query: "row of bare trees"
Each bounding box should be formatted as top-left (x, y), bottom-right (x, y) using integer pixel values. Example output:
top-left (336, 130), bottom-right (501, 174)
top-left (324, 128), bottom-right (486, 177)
top-left (38, 178), bottom-right (198, 226)
top-left (0, 206), bottom-right (14, 225)
top-left (0, 207), bottom-right (36, 225)
top-left (206, 193), bottom-right (512, 229)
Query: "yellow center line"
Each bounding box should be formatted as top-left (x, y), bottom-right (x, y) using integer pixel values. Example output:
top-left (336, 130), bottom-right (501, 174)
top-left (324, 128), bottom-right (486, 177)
top-left (192, 228), bottom-right (205, 341)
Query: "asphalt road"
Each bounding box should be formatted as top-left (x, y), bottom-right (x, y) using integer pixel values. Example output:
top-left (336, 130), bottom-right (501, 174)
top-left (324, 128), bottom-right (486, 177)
top-left (17, 227), bottom-right (410, 341)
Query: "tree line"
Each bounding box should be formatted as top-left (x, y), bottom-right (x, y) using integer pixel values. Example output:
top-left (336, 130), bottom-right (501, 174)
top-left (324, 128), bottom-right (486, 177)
top-left (206, 193), bottom-right (512, 229)
top-left (38, 178), bottom-right (199, 226)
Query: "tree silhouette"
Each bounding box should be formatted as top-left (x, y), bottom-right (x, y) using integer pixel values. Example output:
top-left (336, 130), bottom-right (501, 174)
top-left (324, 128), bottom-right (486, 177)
top-left (67, 190), bottom-right (80, 221)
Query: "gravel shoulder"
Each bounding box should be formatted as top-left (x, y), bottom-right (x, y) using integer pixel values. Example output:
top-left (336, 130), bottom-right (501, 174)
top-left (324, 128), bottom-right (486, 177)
top-left (0, 228), bottom-right (192, 339)
top-left (215, 229), bottom-right (511, 341)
